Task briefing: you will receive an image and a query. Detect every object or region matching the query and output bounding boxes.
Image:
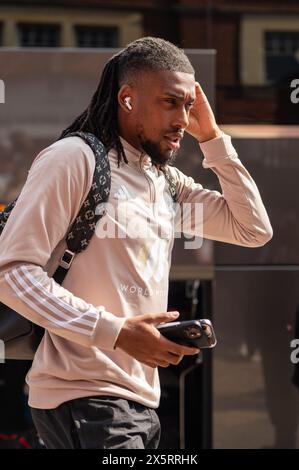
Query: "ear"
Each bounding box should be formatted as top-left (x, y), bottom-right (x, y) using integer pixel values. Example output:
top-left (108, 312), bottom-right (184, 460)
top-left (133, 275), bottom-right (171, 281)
top-left (118, 84), bottom-right (134, 113)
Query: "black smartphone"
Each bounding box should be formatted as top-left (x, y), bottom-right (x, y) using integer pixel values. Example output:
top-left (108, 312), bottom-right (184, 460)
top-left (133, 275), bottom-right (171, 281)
top-left (157, 319), bottom-right (217, 349)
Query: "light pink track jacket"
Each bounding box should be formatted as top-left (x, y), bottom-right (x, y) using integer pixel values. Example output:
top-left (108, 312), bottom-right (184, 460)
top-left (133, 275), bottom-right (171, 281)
top-left (0, 133), bottom-right (272, 409)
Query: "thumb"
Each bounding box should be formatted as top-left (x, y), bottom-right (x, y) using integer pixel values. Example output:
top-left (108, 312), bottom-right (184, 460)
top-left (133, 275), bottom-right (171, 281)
top-left (144, 311), bottom-right (180, 326)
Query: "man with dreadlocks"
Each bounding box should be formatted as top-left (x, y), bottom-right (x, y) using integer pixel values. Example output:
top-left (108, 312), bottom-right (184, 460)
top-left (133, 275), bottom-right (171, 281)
top-left (0, 37), bottom-right (272, 449)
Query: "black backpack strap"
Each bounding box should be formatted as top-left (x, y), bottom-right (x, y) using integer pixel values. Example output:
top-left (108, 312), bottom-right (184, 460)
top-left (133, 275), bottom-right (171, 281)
top-left (160, 166), bottom-right (178, 203)
top-left (54, 131), bottom-right (111, 284)
top-left (0, 198), bottom-right (18, 235)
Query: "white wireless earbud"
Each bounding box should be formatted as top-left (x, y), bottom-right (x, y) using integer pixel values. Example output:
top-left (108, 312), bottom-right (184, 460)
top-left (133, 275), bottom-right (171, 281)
top-left (124, 96), bottom-right (132, 111)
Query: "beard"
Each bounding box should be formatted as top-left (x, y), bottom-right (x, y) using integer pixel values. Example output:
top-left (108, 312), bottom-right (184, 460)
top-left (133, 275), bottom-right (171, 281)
top-left (140, 139), bottom-right (178, 167)
top-left (136, 126), bottom-right (178, 168)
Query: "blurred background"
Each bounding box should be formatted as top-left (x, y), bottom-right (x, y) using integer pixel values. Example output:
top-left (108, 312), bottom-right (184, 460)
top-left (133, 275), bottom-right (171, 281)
top-left (0, 0), bottom-right (299, 449)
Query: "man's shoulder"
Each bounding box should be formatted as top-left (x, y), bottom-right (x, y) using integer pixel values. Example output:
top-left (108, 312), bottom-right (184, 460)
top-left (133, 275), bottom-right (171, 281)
top-left (32, 135), bottom-right (96, 173)
top-left (51, 135), bottom-right (95, 162)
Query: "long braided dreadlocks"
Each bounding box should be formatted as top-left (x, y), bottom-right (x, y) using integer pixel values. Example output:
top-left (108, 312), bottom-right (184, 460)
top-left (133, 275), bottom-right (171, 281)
top-left (58, 37), bottom-right (194, 167)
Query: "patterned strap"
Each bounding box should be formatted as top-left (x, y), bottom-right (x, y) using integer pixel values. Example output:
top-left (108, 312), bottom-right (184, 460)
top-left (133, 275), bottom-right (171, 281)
top-left (0, 198), bottom-right (18, 235)
top-left (63, 131), bottom-right (111, 255)
top-left (161, 166), bottom-right (178, 203)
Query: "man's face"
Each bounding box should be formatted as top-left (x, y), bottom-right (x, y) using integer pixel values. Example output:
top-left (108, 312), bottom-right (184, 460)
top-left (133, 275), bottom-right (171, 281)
top-left (128, 70), bottom-right (196, 167)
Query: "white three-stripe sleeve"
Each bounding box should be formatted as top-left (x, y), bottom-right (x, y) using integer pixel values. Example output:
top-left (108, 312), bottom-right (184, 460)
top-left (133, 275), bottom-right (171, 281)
top-left (1, 263), bottom-right (126, 351)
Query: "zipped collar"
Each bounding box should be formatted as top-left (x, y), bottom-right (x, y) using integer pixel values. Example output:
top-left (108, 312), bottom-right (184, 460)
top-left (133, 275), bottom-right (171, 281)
top-left (119, 136), bottom-right (152, 171)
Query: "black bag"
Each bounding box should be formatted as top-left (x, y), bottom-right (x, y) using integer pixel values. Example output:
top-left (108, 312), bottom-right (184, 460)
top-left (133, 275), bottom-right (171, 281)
top-left (0, 131), bottom-right (178, 360)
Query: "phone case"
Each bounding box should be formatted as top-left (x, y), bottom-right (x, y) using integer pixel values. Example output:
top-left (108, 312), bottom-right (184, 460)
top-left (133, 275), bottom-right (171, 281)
top-left (157, 319), bottom-right (217, 349)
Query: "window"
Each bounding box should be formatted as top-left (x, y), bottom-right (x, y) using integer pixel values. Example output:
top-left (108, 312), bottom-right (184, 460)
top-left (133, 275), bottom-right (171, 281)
top-left (74, 25), bottom-right (119, 48)
top-left (265, 31), bottom-right (299, 82)
top-left (17, 23), bottom-right (60, 47)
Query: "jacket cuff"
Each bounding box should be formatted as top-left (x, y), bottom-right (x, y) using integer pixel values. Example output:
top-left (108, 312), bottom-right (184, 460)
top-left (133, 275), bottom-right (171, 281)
top-left (199, 132), bottom-right (237, 169)
top-left (93, 308), bottom-right (126, 351)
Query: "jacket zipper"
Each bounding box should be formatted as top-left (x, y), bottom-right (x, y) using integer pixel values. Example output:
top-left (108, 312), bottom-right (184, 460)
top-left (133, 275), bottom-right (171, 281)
top-left (139, 154), bottom-right (156, 213)
top-left (143, 169), bottom-right (157, 216)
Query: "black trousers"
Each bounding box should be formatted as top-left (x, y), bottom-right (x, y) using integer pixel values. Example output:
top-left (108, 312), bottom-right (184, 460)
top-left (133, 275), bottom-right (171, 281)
top-left (30, 395), bottom-right (161, 449)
